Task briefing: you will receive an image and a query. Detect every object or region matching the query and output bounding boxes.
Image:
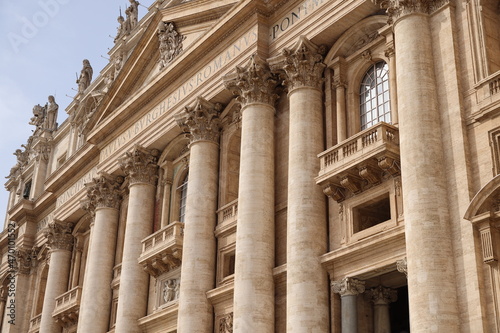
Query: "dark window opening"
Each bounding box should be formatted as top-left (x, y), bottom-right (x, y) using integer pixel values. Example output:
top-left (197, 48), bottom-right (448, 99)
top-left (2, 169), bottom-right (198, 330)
top-left (23, 180), bottom-right (32, 200)
top-left (353, 194), bottom-right (391, 232)
top-left (390, 285), bottom-right (410, 333)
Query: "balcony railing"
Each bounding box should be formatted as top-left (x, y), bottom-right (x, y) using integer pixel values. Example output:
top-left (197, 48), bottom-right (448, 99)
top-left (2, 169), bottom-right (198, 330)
top-left (472, 70), bottom-right (500, 121)
top-left (28, 313), bottom-right (42, 333)
top-left (139, 222), bottom-right (184, 277)
top-left (111, 263), bottom-right (122, 289)
top-left (52, 286), bottom-right (82, 328)
top-left (316, 122), bottom-right (400, 201)
top-left (217, 199), bottom-right (238, 225)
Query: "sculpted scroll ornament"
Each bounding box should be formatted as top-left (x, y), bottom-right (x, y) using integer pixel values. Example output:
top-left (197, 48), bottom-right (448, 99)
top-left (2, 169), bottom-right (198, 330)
top-left (224, 54), bottom-right (279, 107)
top-left (372, 0), bottom-right (450, 22)
top-left (332, 277), bottom-right (365, 296)
top-left (269, 36), bottom-right (326, 91)
top-left (83, 173), bottom-right (124, 211)
top-left (158, 22), bottom-right (185, 70)
top-left (120, 145), bottom-right (160, 186)
top-left (175, 97), bottom-right (222, 144)
top-left (44, 221), bottom-right (74, 252)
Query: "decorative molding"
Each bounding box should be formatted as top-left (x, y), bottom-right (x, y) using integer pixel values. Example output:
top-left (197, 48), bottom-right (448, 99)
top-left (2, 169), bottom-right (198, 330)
top-left (158, 21), bottom-right (185, 70)
top-left (224, 54), bottom-right (279, 107)
top-left (396, 257), bottom-right (408, 277)
top-left (371, 0), bottom-right (450, 23)
top-left (175, 97), bottom-right (222, 144)
top-left (368, 286), bottom-right (398, 305)
top-left (323, 183), bottom-right (345, 202)
top-left (332, 277), bottom-right (365, 296)
top-left (82, 173), bottom-right (124, 211)
top-left (219, 312), bottom-right (233, 333)
top-left (15, 247), bottom-right (36, 275)
top-left (143, 250), bottom-right (182, 278)
top-left (269, 36), bottom-right (326, 91)
top-left (120, 144), bottom-right (160, 186)
top-left (44, 221), bottom-right (74, 252)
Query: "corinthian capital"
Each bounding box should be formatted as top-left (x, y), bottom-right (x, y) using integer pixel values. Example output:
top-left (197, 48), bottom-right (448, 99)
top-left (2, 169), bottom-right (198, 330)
top-left (14, 247), bottom-right (36, 275)
top-left (332, 277), bottom-right (365, 296)
top-left (269, 36), bottom-right (326, 91)
top-left (372, 0), bottom-right (449, 22)
top-left (367, 286), bottom-right (398, 305)
top-left (120, 145), bottom-right (160, 186)
top-left (83, 173), bottom-right (124, 211)
top-left (44, 220), bottom-right (74, 251)
top-left (175, 97), bottom-right (222, 144)
top-left (224, 54), bottom-right (279, 106)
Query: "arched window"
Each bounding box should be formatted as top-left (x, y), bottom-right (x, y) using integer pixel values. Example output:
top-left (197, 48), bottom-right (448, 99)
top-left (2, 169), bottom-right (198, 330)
top-left (178, 172), bottom-right (188, 222)
top-left (360, 61), bottom-right (391, 130)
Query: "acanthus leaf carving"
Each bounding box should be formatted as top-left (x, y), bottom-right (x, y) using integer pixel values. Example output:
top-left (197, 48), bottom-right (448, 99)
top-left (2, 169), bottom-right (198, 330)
top-left (82, 173), bottom-right (124, 211)
top-left (368, 286), bottom-right (398, 305)
top-left (43, 220), bottom-right (74, 252)
top-left (224, 54), bottom-right (279, 107)
top-left (120, 144), bottom-right (160, 186)
top-left (175, 96), bottom-right (222, 144)
top-left (332, 277), bottom-right (365, 296)
top-left (269, 36), bottom-right (326, 91)
top-left (371, 0), bottom-right (450, 23)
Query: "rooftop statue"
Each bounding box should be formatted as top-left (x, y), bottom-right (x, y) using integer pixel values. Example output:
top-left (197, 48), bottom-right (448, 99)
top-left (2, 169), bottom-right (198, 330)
top-left (77, 59), bottom-right (93, 94)
top-left (114, 15), bottom-right (130, 43)
top-left (126, 0), bottom-right (139, 30)
top-left (44, 95), bottom-right (58, 132)
top-left (29, 104), bottom-right (45, 131)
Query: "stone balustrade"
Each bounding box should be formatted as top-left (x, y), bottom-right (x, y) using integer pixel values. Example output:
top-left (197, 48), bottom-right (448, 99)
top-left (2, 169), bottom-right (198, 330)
top-left (317, 122), bottom-right (400, 201)
top-left (28, 313), bottom-right (42, 333)
top-left (52, 286), bottom-right (82, 328)
top-left (111, 263), bottom-right (122, 289)
top-left (217, 199), bottom-right (238, 225)
top-left (138, 221), bottom-right (184, 277)
top-left (471, 70), bottom-right (500, 122)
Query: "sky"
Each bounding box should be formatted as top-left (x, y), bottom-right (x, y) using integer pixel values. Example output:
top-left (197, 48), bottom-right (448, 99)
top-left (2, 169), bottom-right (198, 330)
top-left (0, 0), bottom-right (155, 225)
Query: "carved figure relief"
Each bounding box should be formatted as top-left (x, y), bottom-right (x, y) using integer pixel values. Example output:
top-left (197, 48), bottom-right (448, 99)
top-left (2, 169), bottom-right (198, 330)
top-left (219, 312), bottom-right (233, 333)
top-left (158, 21), bottom-right (185, 70)
top-left (162, 278), bottom-right (180, 303)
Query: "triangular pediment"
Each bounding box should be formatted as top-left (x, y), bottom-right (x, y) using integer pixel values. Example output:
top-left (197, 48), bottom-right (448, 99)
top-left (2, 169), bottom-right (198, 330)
top-left (83, 0), bottom-right (238, 136)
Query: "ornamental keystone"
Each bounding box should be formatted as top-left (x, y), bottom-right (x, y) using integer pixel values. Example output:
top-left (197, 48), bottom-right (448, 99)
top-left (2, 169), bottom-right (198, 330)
top-left (120, 144), bottom-right (160, 186)
top-left (224, 54), bottom-right (279, 106)
top-left (269, 36), bottom-right (326, 91)
top-left (175, 97), bottom-right (222, 144)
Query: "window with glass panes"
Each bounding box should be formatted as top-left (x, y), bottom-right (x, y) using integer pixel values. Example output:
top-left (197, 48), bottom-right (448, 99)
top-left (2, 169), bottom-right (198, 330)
top-left (360, 61), bottom-right (391, 130)
top-left (178, 173), bottom-right (188, 222)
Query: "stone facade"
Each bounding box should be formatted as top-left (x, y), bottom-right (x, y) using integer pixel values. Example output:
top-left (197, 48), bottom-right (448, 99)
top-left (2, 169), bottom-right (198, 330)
top-left (1, 0), bottom-right (499, 332)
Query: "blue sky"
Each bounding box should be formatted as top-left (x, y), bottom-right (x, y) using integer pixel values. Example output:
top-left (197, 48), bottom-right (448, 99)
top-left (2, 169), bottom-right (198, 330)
top-left (0, 0), bottom-right (155, 225)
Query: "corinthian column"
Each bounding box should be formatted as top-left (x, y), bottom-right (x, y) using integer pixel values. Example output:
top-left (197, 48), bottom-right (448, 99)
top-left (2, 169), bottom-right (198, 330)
top-left (332, 277), bottom-right (365, 333)
top-left (77, 174), bottom-right (123, 333)
top-left (368, 286), bottom-right (397, 333)
top-left (224, 55), bottom-right (279, 332)
top-left (269, 36), bottom-right (329, 332)
top-left (114, 145), bottom-right (159, 332)
top-left (371, 0), bottom-right (459, 331)
top-left (39, 221), bottom-right (74, 333)
top-left (175, 97), bottom-right (221, 333)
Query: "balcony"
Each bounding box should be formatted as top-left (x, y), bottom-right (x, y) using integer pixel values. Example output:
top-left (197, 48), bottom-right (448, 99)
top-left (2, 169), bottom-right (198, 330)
top-left (138, 221), bottom-right (184, 277)
top-left (28, 314), bottom-right (41, 333)
top-left (111, 263), bottom-right (122, 289)
top-left (52, 286), bottom-right (82, 328)
top-left (215, 199), bottom-right (238, 237)
top-left (316, 122), bottom-right (400, 202)
top-left (471, 70), bottom-right (500, 122)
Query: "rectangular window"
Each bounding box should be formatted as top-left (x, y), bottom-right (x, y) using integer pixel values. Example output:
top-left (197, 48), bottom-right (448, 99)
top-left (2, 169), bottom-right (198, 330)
top-left (23, 180), bottom-right (32, 199)
top-left (352, 193), bottom-right (391, 233)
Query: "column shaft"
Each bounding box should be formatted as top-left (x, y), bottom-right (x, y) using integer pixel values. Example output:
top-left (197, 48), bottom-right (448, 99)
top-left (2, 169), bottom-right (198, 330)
top-left (77, 207), bottom-right (119, 332)
top-left (394, 12), bottom-right (459, 332)
top-left (177, 141), bottom-right (218, 332)
top-left (341, 295), bottom-right (358, 333)
top-left (114, 184), bottom-right (155, 332)
top-left (233, 102), bottom-right (275, 332)
top-left (39, 250), bottom-right (72, 333)
top-left (287, 86), bottom-right (328, 331)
